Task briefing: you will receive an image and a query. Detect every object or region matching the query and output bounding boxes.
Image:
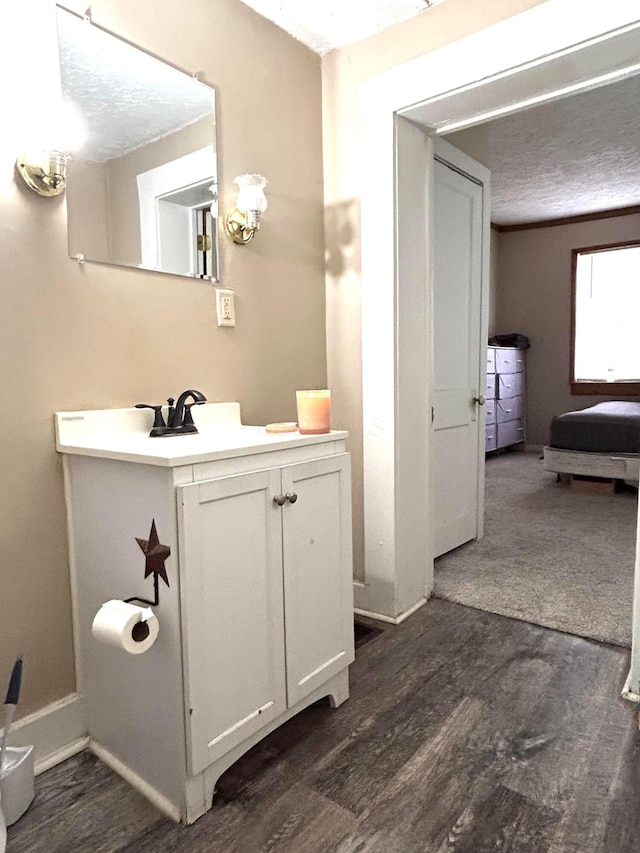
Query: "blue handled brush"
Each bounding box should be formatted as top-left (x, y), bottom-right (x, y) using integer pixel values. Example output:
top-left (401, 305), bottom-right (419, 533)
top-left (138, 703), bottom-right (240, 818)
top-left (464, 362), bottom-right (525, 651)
top-left (0, 657), bottom-right (23, 771)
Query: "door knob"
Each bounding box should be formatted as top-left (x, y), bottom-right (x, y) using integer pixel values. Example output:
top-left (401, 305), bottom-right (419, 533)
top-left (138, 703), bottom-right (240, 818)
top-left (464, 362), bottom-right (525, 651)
top-left (285, 492), bottom-right (298, 504)
top-left (473, 394), bottom-right (486, 405)
top-left (273, 494), bottom-right (286, 506)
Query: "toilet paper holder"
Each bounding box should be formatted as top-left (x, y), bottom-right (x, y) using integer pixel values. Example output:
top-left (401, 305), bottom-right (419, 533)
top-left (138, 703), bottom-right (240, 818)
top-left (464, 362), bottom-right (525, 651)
top-left (124, 519), bottom-right (171, 608)
top-left (125, 572), bottom-right (161, 608)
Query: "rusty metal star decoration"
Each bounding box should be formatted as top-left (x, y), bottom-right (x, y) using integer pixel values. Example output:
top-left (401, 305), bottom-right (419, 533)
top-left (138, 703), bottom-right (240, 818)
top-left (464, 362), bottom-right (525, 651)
top-left (135, 519), bottom-right (171, 587)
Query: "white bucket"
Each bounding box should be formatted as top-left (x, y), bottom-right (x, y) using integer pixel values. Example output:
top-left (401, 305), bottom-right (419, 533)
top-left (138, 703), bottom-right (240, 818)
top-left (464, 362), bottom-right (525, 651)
top-left (0, 746), bottom-right (35, 826)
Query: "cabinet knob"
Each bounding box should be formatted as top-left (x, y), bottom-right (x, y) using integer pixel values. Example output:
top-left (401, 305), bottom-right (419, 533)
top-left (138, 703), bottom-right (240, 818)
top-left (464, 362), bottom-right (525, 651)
top-left (273, 494), bottom-right (286, 506)
top-left (285, 492), bottom-right (298, 504)
top-left (473, 394), bottom-right (486, 405)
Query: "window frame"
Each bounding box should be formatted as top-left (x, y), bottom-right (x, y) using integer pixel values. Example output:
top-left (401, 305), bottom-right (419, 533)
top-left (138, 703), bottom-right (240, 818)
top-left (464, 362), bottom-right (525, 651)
top-left (570, 238), bottom-right (640, 395)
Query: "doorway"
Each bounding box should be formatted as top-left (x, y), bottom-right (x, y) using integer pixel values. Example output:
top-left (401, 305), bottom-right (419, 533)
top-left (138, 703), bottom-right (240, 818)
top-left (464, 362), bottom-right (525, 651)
top-left (357, 2), bottom-right (640, 693)
top-left (431, 75), bottom-right (640, 649)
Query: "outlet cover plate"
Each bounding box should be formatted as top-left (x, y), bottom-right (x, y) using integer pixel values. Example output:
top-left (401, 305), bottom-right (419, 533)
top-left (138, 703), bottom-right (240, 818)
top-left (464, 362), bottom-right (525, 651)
top-left (215, 288), bottom-right (236, 327)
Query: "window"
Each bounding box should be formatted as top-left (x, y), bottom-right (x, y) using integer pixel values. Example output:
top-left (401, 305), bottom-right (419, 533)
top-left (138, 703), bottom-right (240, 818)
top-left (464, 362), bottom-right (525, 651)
top-left (571, 240), bottom-right (640, 395)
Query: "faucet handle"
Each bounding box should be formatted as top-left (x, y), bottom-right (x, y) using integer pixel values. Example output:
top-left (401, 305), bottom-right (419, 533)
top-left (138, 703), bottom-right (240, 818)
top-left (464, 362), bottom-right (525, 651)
top-left (135, 403), bottom-right (166, 429)
top-left (166, 397), bottom-right (175, 422)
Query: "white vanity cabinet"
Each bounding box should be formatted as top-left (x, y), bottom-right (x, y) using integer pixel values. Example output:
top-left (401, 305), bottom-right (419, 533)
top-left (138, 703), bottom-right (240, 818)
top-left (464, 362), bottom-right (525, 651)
top-left (179, 455), bottom-right (353, 777)
top-left (55, 404), bottom-right (354, 824)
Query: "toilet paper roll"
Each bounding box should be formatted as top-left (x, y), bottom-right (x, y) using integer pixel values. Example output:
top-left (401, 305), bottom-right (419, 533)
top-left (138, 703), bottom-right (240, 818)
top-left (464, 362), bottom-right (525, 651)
top-left (92, 600), bottom-right (159, 654)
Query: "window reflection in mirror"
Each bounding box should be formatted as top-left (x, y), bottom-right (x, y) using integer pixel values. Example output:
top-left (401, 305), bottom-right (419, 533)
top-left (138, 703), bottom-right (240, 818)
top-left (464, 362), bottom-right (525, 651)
top-left (57, 6), bottom-right (219, 282)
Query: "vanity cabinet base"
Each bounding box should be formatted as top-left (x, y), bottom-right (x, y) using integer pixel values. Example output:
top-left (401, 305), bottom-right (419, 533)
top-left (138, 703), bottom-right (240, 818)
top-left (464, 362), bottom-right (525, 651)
top-left (184, 669), bottom-right (349, 824)
top-left (90, 669), bottom-right (349, 825)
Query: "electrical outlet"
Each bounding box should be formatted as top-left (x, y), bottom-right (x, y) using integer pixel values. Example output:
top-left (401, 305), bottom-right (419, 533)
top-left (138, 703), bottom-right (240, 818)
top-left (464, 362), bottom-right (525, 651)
top-left (215, 288), bottom-right (236, 327)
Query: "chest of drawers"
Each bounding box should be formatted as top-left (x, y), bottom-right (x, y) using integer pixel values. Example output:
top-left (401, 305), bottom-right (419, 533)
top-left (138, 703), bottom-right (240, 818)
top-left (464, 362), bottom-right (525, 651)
top-left (486, 346), bottom-right (526, 452)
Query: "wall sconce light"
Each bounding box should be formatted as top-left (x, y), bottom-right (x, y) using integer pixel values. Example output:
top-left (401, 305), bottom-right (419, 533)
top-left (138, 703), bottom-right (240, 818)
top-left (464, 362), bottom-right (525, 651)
top-left (224, 174), bottom-right (268, 244)
top-left (16, 150), bottom-right (69, 197)
top-left (15, 102), bottom-right (84, 198)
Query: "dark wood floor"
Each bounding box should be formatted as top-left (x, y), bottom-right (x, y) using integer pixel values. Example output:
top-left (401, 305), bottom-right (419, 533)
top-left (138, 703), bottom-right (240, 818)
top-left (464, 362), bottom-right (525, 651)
top-left (8, 599), bottom-right (639, 852)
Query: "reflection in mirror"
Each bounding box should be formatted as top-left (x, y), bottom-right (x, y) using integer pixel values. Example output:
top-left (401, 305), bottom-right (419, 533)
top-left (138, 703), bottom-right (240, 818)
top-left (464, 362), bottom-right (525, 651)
top-left (57, 6), bottom-right (219, 281)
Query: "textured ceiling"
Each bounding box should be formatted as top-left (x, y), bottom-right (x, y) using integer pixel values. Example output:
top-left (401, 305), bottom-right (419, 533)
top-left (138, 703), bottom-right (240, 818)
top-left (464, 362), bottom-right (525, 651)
top-left (57, 9), bottom-right (214, 162)
top-left (447, 74), bottom-right (640, 226)
top-left (237, 0), bottom-right (445, 54)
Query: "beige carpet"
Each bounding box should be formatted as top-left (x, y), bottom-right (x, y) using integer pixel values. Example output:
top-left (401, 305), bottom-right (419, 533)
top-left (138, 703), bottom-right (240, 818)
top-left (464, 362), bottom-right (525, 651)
top-left (434, 451), bottom-right (637, 647)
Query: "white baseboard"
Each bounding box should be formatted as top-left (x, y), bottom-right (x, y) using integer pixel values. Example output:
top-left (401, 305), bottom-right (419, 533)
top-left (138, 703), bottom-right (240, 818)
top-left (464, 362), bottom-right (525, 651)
top-left (1, 693), bottom-right (87, 775)
top-left (354, 596), bottom-right (427, 625)
top-left (621, 671), bottom-right (640, 704)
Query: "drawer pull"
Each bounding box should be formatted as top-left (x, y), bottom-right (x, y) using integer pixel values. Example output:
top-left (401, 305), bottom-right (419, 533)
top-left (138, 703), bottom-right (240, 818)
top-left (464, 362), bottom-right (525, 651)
top-left (285, 492), bottom-right (298, 504)
top-left (273, 494), bottom-right (286, 506)
top-left (474, 394), bottom-right (486, 405)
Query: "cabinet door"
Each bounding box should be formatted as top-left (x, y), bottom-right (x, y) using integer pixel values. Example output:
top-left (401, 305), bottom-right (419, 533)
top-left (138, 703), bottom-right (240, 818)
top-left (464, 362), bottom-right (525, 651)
top-left (281, 454), bottom-right (354, 707)
top-left (178, 469), bottom-right (286, 775)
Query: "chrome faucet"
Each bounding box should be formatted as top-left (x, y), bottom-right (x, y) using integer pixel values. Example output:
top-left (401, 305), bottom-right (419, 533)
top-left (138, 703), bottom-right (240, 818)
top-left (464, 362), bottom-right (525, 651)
top-left (136, 389), bottom-right (207, 437)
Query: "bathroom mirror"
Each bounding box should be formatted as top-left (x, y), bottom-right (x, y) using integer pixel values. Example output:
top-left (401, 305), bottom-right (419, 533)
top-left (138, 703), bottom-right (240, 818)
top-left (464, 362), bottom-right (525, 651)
top-left (57, 6), bottom-right (219, 281)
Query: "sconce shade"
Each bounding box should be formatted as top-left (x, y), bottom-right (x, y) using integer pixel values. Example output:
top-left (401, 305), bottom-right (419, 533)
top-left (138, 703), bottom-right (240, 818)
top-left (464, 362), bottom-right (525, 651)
top-left (16, 101), bottom-right (84, 198)
top-left (235, 174), bottom-right (268, 214)
top-left (16, 150), bottom-right (69, 197)
top-left (225, 174), bottom-right (268, 244)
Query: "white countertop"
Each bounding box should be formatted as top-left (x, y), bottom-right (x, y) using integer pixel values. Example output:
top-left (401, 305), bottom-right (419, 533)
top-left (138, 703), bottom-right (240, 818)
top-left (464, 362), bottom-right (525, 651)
top-left (55, 403), bottom-right (347, 467)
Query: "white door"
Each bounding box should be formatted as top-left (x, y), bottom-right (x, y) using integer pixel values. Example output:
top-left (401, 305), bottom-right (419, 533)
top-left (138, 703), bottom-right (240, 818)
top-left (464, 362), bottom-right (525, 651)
top-left (432, 140), bottom-right (490, 558)
top-left (178, 468), bottom-right (287, 775)
top-left (281, 455), bottom-right (355, 707)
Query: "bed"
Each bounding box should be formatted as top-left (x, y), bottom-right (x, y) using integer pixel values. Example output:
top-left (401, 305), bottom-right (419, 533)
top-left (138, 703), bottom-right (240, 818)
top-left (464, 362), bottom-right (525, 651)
top-left (543, 401), bottom-right (640, 484)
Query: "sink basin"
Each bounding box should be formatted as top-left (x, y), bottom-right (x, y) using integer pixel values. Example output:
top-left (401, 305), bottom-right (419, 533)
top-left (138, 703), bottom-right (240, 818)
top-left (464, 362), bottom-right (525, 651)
top-left (55, 403), bottom-right (345, 467)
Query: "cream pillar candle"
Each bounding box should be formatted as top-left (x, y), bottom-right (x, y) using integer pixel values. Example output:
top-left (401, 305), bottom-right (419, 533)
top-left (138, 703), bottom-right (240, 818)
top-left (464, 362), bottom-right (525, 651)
top-left (296, 390), bottom-right (331, 434)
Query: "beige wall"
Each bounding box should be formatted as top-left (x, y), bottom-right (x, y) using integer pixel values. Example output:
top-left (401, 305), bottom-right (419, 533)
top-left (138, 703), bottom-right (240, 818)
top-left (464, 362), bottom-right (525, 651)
top-left (446, 124), bottom-right (491, 168)
top-left (2, 0), bottom-right (324, 718)
top-left (494, 214), bottom-right (640, 445)
top-left (322, 0), bottom-right (549, 581)
top-left (67, 160), bottom-right (110, 260)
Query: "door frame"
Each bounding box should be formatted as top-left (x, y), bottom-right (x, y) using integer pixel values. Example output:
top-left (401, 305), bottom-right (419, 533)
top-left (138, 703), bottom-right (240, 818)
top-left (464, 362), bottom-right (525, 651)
top-left (357, 2), bottom-right (640, 625)
top-left (137, 146), bottom-right (215, 276)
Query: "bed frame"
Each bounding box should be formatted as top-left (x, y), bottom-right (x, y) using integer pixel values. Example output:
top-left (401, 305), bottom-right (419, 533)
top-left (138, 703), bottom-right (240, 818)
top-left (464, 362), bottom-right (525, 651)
top-left (543, 446), bottom-right (640, 483)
